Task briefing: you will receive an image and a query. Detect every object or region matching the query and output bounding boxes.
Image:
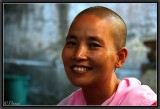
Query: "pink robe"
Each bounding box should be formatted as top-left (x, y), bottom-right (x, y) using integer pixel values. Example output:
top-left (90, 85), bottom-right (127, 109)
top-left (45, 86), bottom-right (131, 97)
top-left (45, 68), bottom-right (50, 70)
top-left (57, 77), bottom-right (157, 106)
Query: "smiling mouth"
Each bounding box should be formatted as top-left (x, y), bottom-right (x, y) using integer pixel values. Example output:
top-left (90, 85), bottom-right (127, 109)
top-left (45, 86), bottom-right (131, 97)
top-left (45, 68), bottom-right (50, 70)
top-left (71, 66), bottom-right (92, 72)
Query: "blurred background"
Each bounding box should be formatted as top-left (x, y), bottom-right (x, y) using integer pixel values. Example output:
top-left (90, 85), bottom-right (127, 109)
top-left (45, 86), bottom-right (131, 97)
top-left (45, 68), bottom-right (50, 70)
top-left (3, 3), bottom-right (157, 105)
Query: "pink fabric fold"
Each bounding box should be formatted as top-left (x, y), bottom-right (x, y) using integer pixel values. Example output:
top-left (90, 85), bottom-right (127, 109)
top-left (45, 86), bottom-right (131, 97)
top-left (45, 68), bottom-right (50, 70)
top-left (57, 77), bottom-right (157, 106)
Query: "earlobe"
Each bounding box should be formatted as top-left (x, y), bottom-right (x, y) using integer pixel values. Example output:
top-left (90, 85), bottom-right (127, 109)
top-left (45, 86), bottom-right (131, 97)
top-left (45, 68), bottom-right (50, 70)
top-left (115, 47), bottom-right (128, 68)
top-left (115, 62), bottom-right (120, 68)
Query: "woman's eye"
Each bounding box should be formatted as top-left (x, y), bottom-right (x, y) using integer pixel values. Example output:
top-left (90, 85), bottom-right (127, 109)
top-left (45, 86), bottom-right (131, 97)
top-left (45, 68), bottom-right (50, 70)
top-left (66, 41), bottom-right (76, 46)
top-left (90, 43), bottom-right (101, 47)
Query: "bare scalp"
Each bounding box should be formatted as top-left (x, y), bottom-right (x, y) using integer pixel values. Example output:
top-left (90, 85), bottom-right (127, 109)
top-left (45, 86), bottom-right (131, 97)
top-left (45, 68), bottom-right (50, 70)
top-left (71, 6), bottom-right (127, 50)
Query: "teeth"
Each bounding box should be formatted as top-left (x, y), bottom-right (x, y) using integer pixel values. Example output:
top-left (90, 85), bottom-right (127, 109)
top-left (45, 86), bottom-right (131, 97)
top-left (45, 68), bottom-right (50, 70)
top-left (73, 67), bottom-right (88, 71)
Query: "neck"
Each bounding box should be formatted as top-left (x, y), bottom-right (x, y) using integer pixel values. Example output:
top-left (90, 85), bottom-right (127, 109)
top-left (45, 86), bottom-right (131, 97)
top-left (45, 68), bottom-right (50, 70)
top-left (82, 73), bottom-right (120, 105)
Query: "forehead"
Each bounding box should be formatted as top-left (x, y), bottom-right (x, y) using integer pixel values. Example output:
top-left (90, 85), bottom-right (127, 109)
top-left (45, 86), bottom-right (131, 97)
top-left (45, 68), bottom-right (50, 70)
top-left (71, 14), bottom-right (109, 28)
top-left (68, 14), bottom-right (114, 40)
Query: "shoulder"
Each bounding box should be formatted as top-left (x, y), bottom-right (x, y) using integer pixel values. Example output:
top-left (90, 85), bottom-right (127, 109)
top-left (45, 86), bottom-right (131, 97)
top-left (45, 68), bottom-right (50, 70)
top-left (119, 78), bottom-right (157, 106)
top-left (57, 88), bottom-right (85, 105)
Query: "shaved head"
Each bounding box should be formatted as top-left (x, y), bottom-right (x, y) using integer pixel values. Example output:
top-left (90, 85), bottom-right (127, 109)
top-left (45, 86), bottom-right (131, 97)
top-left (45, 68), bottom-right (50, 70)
top-left (70, 6), bottom-right (127, 50)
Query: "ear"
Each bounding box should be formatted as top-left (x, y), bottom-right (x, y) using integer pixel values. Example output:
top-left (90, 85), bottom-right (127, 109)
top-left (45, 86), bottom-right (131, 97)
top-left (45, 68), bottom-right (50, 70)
top-left (115, 47), bottom-right (128, 68)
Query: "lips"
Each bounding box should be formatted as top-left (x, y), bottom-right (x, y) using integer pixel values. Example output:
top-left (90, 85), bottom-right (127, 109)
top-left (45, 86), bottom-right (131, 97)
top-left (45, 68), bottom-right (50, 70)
top-left (73, 66), bottom-right (89, 71)
top-left (71, 65), bottom-right (92, 73)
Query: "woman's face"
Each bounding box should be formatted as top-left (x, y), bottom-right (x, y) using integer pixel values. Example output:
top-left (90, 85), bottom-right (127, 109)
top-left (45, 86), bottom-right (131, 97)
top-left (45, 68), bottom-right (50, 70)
top-left (62, 14), bottom-right (118, 87)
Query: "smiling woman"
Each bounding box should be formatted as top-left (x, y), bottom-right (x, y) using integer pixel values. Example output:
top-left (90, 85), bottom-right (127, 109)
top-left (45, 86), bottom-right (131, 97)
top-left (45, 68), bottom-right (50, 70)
top-left (62, 14), bottom-right (120, 88)
top-left (57, 6), bottom-right (157, 106)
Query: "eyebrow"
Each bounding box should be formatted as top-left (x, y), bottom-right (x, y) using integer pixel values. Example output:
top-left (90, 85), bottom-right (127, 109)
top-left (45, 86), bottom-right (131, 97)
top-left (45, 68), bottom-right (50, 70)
top-left (66, 35), bottom-right (104, 44)
top-left (88, 36), bottom-right (104, 44)
top-left (66, 35), bottom-right (76, 40)
top-left (88, 36), bottom-right (100, 41)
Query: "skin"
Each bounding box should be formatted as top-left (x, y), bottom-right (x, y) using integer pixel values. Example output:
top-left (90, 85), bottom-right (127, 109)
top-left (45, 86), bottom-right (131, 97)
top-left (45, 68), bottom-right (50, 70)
top-left (62, 13), bottom-right (128, 105)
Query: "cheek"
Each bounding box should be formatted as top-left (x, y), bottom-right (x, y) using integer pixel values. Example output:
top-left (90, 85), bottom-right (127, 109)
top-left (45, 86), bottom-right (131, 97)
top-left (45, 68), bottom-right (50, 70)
top-left (90, 51), bottom-right (117, 68)
top-left (62, 48), bottom-right (70, 64)
top-left (62, 48), bottom-right (75, 68)
top-left (61, 49), bottom-right (65, 62)
top-left (89, 51), bottom-right (106, 66)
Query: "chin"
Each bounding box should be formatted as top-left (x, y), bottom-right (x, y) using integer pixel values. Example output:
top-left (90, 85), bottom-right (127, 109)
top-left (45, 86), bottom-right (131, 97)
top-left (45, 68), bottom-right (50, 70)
top-left (69, 79), bottom-right (91, 88)
top-left (66, 71), bottom-right (93, 87)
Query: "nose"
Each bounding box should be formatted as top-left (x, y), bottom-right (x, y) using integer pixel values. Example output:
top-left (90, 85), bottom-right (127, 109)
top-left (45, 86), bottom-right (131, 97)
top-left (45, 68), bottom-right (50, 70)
top-left (72, 46), bottom-right (88, 61)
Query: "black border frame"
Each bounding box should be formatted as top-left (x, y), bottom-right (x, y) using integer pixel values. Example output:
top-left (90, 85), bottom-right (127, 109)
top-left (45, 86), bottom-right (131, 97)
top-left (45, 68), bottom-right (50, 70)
top-left (1, 1), bottom-right (159, 109)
